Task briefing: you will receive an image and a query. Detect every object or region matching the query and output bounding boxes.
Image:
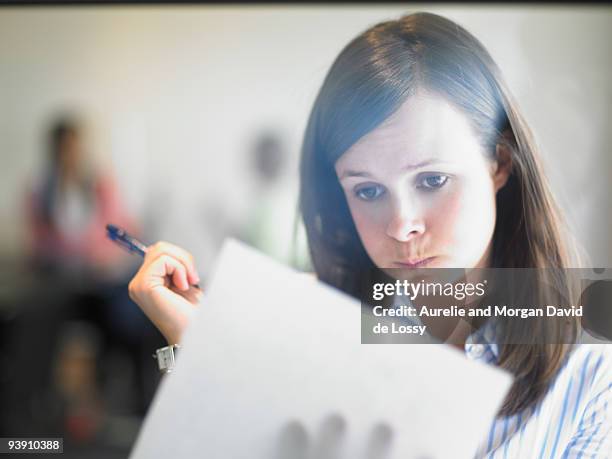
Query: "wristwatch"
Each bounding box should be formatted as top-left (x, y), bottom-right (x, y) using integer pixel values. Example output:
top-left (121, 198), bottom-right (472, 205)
top-left (153, 344), bottom-right (181, 374)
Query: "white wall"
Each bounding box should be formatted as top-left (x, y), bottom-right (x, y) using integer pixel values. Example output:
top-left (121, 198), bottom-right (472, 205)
top-left (1, 5), bottom-right (610, 275)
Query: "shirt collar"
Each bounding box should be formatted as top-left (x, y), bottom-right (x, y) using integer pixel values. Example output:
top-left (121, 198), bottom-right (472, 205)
top-left (391, 294), bottom-right (501, 362)
top-left (464, 318), bottom-right (500, 363)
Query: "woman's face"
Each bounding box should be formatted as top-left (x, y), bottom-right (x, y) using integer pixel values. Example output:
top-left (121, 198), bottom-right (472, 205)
top-left (335, 91), bottom-right (509, 273)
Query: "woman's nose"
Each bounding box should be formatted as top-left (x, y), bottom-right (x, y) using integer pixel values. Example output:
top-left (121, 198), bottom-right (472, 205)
top-left (385, 198), bottom-right (426, 242)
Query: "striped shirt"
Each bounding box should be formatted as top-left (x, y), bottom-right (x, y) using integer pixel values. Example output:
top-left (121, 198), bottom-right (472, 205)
top-left (466, 322), bottom-right (612, 458)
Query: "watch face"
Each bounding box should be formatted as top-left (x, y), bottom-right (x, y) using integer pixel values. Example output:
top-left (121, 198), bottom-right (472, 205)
top-left (156, 346), bottom-right (177, 373)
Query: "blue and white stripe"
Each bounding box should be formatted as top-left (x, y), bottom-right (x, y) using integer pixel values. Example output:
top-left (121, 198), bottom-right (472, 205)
top-left (467, 324), bottom-right (611, 458)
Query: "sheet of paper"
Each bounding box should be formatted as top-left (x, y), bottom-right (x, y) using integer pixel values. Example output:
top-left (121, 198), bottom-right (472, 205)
top-left (130, 239), bottom-right (512, 459)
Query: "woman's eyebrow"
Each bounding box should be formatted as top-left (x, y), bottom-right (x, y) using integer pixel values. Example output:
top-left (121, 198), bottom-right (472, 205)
top-left (400, 159), bottom-right (444, 171)
top-left (339, 159), bottom-right (447, 179)
top-left (338, 170), bottom-right (373, 179)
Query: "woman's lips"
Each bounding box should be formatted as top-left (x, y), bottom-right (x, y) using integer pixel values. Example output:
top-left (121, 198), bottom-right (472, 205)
top-left (393, 256), bottom-right (437, 268)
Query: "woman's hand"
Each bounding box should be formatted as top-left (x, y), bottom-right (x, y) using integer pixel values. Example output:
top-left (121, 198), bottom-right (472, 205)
top-left (128, 241), bottom-right (203, 345)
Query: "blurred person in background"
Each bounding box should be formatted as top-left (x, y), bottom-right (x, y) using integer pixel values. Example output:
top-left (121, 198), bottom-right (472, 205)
top-left (25, 115), bottom-right (135, 280)
top-left (239, 130), bottom-right (310, 270)
top-left (1, 114), bottom-right (164, 454)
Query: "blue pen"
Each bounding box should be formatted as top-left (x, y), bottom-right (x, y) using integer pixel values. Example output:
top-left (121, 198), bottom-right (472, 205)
top-left (106, 223), bottom-right (201, 289)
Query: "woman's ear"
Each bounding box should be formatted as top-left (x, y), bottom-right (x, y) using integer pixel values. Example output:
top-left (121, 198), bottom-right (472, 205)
top-left (491, 135), bottom-right (513, 193)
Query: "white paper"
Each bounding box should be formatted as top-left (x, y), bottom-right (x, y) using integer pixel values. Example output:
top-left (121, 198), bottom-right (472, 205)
top-left (130, 238), bottom-right (513, 459)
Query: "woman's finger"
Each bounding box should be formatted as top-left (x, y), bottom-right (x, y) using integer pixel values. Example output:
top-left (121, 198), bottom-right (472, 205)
top-left (144, 254), bottom-right (190, 291)
top-left (168, 284), bottom-right (203, 304)
top-left (145, 241), bottom-right (201, 286)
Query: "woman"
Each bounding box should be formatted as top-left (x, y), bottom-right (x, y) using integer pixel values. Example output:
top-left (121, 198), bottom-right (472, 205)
top-left (19, 116), bottom-right (154, 438)
top-left (128, 13), bottom-right (610, 457)
top-left (27, 116), bottom-right (136, 278)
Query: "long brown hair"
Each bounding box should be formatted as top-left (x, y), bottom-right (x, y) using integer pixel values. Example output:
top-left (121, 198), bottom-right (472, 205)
top-left (299, 12), bottom-right (582, 417)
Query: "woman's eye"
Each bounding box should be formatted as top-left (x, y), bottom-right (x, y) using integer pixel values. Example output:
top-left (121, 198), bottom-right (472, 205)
top-left (354, 184), bottom-right (385, 201)
top-left (418, 174), bottom-right (449, 190)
